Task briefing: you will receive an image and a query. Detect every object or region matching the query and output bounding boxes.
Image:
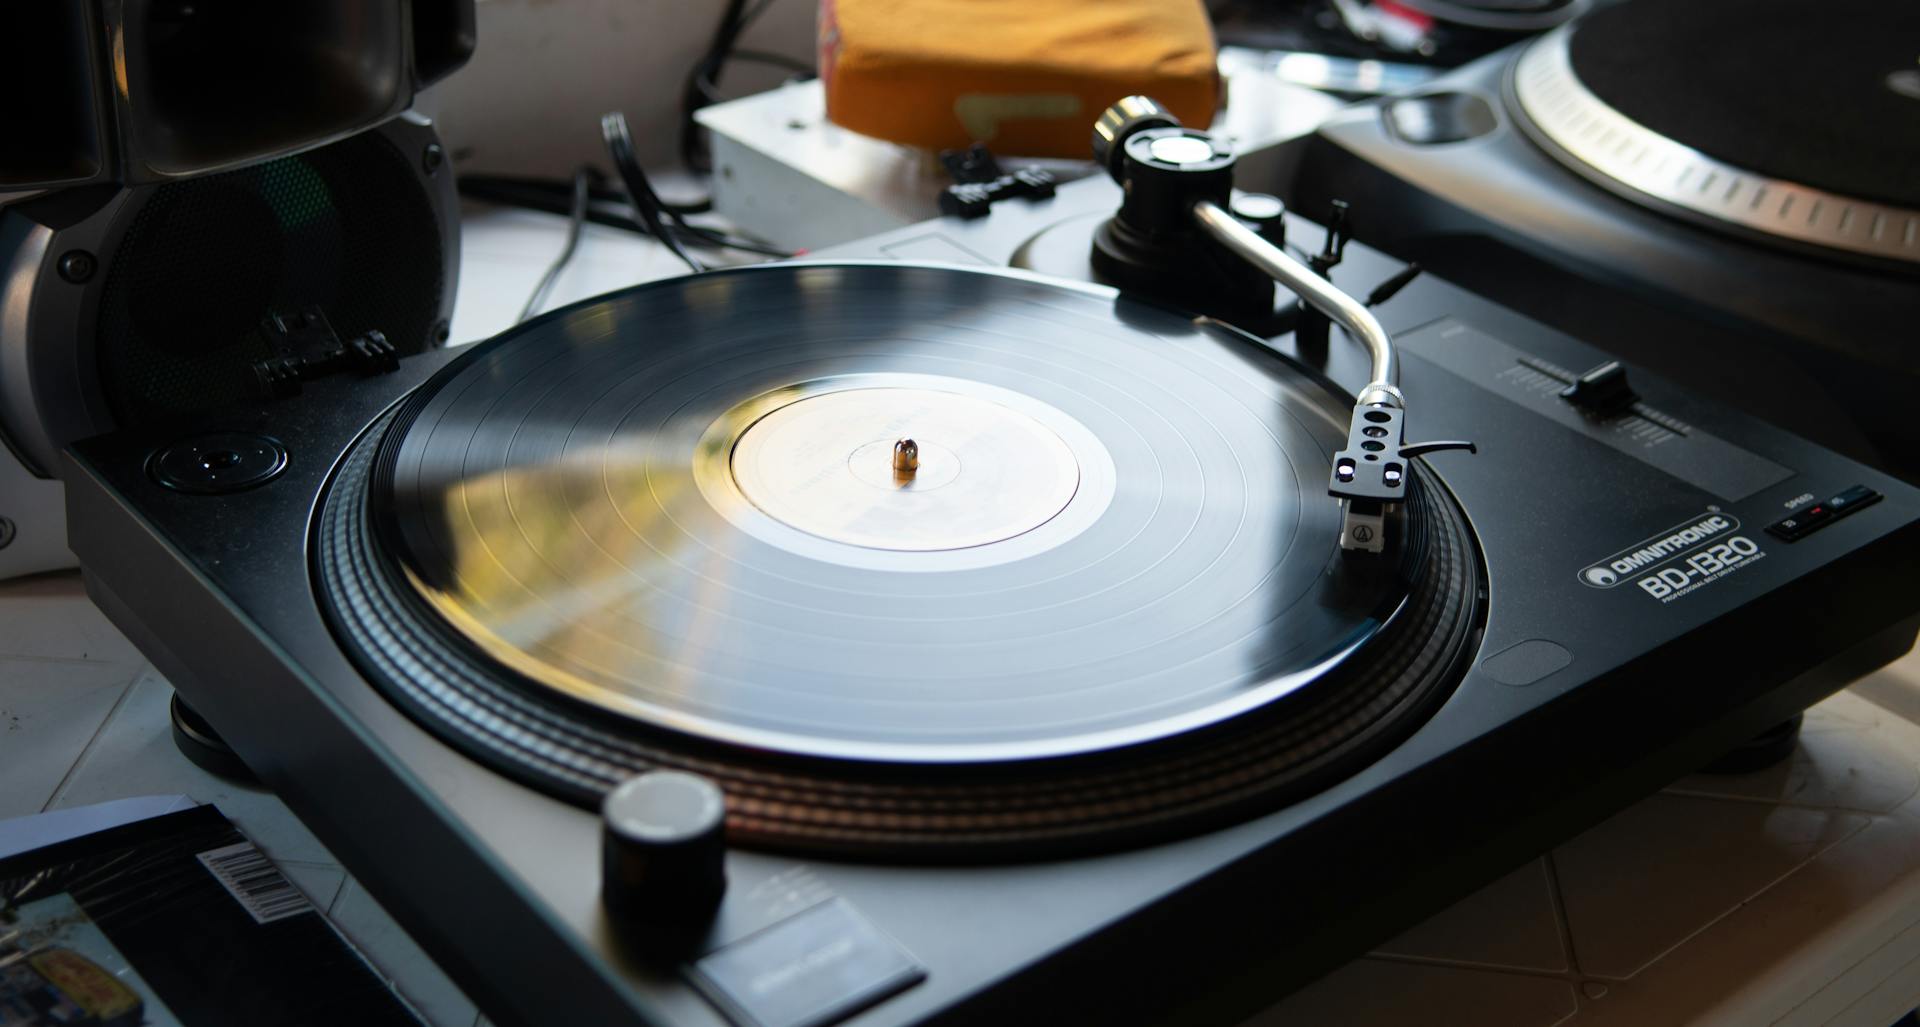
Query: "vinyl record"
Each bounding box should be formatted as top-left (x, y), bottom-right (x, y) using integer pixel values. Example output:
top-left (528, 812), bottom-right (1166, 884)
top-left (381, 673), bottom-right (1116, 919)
top-left (316, 263), bottom-right (1481, 856)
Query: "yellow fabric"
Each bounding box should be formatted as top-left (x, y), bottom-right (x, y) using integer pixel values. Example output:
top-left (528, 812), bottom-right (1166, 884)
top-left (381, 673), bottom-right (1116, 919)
top-left (819, 0), bottom-right (1218, 158)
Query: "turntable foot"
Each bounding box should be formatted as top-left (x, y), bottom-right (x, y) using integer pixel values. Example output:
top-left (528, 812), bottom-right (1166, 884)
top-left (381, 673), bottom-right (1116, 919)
top-left (1698, 713), bottom-right (1803, 775)
top-left (168, 692), bottom-right (259, 784)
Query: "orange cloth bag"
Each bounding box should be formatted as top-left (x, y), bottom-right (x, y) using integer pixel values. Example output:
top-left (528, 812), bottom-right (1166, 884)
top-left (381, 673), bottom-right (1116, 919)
top-left (819, 0), bottom-right (1219, 158)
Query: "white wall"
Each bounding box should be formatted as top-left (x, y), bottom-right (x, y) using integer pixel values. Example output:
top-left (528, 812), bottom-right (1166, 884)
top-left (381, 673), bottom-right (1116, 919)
top-left (419, 0), bottom-right (818, 179)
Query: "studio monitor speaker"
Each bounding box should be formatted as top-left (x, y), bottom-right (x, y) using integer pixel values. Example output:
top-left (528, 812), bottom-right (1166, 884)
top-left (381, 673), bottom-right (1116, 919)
top-left (0, 1), bottom-right (474, 579)
top-left (1, 0), bottom-right (477, 190)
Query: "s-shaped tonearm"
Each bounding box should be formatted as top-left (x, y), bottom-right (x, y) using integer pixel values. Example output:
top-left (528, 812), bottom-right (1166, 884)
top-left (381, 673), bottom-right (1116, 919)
top-left (1086, 96), bottom-right (1474, 553)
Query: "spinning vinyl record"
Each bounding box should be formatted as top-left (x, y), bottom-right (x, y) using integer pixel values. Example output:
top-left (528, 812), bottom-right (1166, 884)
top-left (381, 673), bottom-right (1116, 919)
top-left (315, 264), bottom-right (1480, 856)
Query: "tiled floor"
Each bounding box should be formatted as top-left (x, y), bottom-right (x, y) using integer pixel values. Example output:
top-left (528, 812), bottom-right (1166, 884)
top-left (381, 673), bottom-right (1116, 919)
top-left (0, 574), bottom-right (483, 1026)
top-left (1261, 675), bottom-right (1920, 1026)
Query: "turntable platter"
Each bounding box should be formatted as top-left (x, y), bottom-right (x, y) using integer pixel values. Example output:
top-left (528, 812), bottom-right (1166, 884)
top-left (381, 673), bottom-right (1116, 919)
top-left (1569, 0), bottom-right (1920, 208)
top-left (316, 264), bottom-right (1480, 854)
top-left (1513, 0), bottom-right (1920, 264)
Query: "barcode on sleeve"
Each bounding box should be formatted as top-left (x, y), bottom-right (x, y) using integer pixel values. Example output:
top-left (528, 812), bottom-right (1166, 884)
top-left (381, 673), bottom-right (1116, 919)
top-left (196, 842), bottom-right (315, 925)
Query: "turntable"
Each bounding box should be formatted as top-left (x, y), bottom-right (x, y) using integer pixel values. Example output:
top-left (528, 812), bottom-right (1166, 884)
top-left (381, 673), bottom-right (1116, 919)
top-left (58, 100), bottom-right (1920, 1026)
top-left (314, 263), bottom-right (1480, 859)
top-left (1290, 0), bottom-right (1920, 476)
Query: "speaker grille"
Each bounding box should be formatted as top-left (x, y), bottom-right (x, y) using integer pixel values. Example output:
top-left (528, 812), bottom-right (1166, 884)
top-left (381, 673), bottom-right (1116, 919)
top-left (95, 129), bottom-right (444, 426)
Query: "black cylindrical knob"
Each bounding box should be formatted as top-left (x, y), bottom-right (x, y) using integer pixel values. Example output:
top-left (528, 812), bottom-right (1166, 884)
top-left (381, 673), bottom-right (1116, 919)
top-left (601, 770), bottom-right (728, 927)
top-left (1092, 95), bottom-right (1179, 181)
top-left (1229, 192), bottom-right (1288, 246)
top-left (1109, 127), bottom-right (1236, 236)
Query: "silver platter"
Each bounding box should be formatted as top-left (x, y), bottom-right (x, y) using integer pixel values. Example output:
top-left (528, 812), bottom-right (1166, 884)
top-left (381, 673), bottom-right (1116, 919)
top-left (1512, 24), bottom-right (1920, 264)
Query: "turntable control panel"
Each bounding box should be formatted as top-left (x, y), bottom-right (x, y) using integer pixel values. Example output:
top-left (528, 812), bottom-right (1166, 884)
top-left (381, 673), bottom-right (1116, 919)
top-left (1396, 317), bottom-right (1793, 502)
top-left (1767, 484), bottom-right (1882, 542)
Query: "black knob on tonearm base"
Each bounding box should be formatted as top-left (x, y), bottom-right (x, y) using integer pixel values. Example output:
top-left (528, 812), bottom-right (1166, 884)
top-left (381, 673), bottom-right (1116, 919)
top-left (1087, 98), bottom-right (1277, 328)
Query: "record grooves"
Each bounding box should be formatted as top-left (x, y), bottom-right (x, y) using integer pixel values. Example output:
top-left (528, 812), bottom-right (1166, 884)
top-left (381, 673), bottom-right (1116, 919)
top-left (312, 265), bottom-right (1483, 858)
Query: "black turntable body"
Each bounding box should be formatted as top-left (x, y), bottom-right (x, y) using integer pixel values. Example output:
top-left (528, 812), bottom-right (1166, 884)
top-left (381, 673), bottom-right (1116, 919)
top-left (1288, 0), bottom-right (1920, 476)
top-left (56, 153), bottom-right (1920, 1027)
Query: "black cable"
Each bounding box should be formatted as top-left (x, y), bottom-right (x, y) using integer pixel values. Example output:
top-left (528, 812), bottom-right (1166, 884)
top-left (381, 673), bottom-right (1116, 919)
top-left (519, 166), bottom-right (593, 322)
top-left (649, 187), bottom-right (788, 257)
top-left (689, 51), bottom-right (813, 111)
top-left (459, 174), bottom-right (714, 217)
top-left (1393, 0), bottom-right (1586, 32)
top-left (458, 175), bottom-right (794, 258)
top-left (681, 0), bottom-right (750, 173)
top-left (683, 229), bottom-right (791, 257)
top-left (461, 179), bottom-right (648, 232)
top-left (739, 0), bottom-right (779, 30)
top-left (718, 49), bottom-right (814, 76)
top-left (603, 111), bottom-right (706, 273)
top-left (664, 195), bottom-right (714, 216)
top-left (679, 0), bottom-right (803, 173)
top-left (1365, 263), bottom-right (1423, 308)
